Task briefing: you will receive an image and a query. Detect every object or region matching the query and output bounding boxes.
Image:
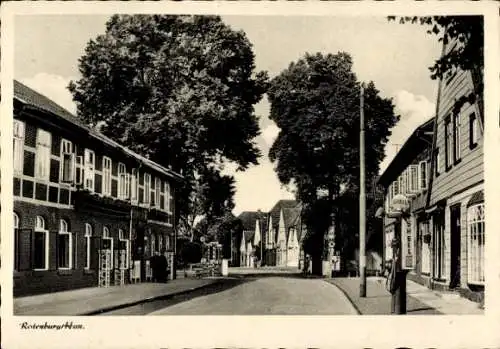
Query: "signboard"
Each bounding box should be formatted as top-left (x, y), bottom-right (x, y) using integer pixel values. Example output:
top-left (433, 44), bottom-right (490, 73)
top-left (401, 217), bottom-right (414, 270)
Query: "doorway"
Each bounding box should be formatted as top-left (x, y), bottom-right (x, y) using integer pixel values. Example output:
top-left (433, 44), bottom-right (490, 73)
top-left (449, 204), bottom-right (461, 289)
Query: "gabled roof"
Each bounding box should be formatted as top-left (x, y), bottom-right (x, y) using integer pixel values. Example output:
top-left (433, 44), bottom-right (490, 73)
top-left (12, 80), bottom-right (183, 182)
top-left (377, 117), bottom-right (434, 187)
top-left (269, 199), bottom-right (298, 229)
top-left (238, 210), bottom-right (268, 244)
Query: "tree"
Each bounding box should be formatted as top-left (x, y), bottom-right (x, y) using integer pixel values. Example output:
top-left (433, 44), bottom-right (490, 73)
top-left (388, 16), bottom-right (483, 120)
top-left (69, 15), bottom-right (268, 237)
top-left (267, 52), bottom-right (399, 274)
top-left (179, 241), bottom-right (203, 266)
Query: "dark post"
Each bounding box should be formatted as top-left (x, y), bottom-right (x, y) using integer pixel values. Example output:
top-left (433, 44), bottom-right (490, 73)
top-left (359, 83), bottom-right (367, 297)
top-left (392, 218), bottom-right (408, 314)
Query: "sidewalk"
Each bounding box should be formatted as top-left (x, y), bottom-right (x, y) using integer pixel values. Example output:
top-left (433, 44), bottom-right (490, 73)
top-left (327, 276), bottom-right (484, 315)
top-left (14, 278), bottom-right (220, 316)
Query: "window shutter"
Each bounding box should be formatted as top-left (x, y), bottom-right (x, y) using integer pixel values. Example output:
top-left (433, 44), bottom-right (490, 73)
top-left (49, 231), bottom-right (58, 270)
top-left (18, 229), bottom-right (33, 271)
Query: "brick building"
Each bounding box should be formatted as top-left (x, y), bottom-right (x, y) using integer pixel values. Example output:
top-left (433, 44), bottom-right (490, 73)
top-left (12, 80), bottom-right (183, 297)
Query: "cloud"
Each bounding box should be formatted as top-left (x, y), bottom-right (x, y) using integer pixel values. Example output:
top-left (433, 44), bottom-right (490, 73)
top-left (379, 90), bottom-right (435, 174)
top-left (19, 73), bottom-right (78, 115)
top-left (261, 124), bottom-right (280, 148)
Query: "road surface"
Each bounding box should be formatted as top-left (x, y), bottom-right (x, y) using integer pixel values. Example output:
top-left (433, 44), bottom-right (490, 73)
top-left (149, 276), bottom-right (357, 315)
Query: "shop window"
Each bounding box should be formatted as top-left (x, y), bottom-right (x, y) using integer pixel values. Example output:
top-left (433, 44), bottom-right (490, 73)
top-left (58, 219), bottom-right (72, 269)
top-left (84, 223), bottom-right (92, 269)
top-left (60, 139), bottom-right (75, 183)
top-left (13, 120), bottom-right (25, 175)
top-left (35, 129), bottom-right (51, 181)
top-left (468, 203), bottom-right (485, 284)
top-left (33, 216), bottom-right (49, 270)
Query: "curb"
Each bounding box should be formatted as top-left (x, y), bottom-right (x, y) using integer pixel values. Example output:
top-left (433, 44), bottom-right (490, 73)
top-left (324, 280), bottom-right (362, 315)
top-left (82, 280), bottom-right (222, 315)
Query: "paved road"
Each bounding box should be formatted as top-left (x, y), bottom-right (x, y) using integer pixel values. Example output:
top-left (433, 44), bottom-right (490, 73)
top-left (149, 276), bottom-right (357, 315)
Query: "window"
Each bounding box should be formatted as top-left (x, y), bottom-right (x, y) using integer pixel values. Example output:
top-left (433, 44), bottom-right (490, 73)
top-left (118, 163), bottom-right (130, 200)
top-left (58, 219), bottom-right (72, 269)
top-left (103, 157), bottom-right (112, 195)
top-left (445, 117), bottom-right (453, 169)
top-left (14, 212), bottom-right (19, 271)
top-left (60, 139), bottom-right (75, 183)
top-left (84, 149), bottom-right (95, 191)
top-left (469, 113), bottom-right (479, 149)
top-left (159, 235), bottom-right (163, 253)
top-left (434, 148), bottom-right (440, 177)
top-left (13, 120), bottom-right (25, 174)
top-left (103, 226), bottom-right (110, 238)
top-left (144, 173), bottom-right (151, 204)
top-left (35, 129), bottom-right (51, 180)
top-left (409, 165), bottom-right (419, 193)
top-left (131, 168), bottom-right (138, 202)
top-left (399, 175), bottom-right (405, 195)
top-left (453, 113), bottom-right (461, 163)
top-left (151, 234), bottom-right (156, 254)
top-left (164, 181), bottom-right (171, 212)
top-left (419, 161), bottom-right (428, 190)
top-left (118, 229), bottom-right (129, 269)
top-left (468, 203), bottom-right (485, 284)
top-left (155, 178), bottom-right (161, 207)
top-left (84, 223), bottom-right (92, 269)
top-left (33, 216), bottom-right (48, 270)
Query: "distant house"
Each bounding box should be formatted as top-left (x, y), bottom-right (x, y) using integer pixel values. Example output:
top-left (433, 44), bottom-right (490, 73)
top-left (264, 200), bottom-right (306, 268)
top-left (236, 211), bottom-right (267, 267)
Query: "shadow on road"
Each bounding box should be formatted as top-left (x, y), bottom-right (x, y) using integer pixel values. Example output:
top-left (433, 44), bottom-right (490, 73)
top-left (96, 278), bottom-right (254, 316)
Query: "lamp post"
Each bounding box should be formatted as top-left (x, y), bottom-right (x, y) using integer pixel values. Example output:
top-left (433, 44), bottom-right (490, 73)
top-left (359, 83), bottom-right (367, 298)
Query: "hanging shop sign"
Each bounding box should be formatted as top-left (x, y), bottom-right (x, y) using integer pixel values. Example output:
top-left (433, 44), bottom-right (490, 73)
top-left (401, 217), bottom-right (414, 270)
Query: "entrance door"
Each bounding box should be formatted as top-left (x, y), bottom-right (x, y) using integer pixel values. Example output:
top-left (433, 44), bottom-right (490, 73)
top-left (99, 238), bottom-right (113, 287)
top-left (450, 204), bottom-right (461, 288)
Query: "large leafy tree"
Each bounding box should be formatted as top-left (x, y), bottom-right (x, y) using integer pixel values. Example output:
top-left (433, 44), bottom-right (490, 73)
top-left (389, 16), bottom-right (483, 120)
top-left (268, 52), bottom-right (398, 274)
top-left (69, 15), bottom-right (268, 235)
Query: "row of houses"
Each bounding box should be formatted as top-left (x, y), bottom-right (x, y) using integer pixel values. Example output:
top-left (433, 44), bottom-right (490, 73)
top-left (233, 200), bottom-right (306, 269)
top-left (377, 37), bottom-right (484, 303)
top-left (11, 80), bottom-right (183, 297)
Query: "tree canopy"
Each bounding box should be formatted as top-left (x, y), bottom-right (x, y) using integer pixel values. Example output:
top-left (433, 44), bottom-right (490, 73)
top-left (69, 15), bottom-right (268, 236)
top-left (388, 16), bottom-right (483, 119)
top-left (267, 52), bottom-right (399, 271)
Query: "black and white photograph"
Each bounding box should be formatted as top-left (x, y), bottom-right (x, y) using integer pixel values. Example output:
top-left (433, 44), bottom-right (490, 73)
top-left (1, 1), bottom-right (499, 348)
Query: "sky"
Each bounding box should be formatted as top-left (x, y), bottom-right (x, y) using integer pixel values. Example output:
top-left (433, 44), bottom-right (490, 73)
top-left (14, 14), bottom-right (441, 215)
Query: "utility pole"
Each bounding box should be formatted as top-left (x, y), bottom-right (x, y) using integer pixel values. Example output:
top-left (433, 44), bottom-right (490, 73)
top-left (359, 83), bottom-right (367, 298)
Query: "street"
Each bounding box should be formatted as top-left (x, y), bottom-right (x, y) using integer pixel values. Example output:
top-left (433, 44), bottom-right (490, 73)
top-left (148, 276), bottom-right (357, 315)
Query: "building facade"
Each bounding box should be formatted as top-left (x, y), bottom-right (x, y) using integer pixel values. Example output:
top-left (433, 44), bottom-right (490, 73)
top-left (424, 37), bottom-right (484, 302)
top-left (378, 118), bottom-right (434, 279)
top-left (379, 36), bottom-right (484, 303)
top-left (12, 80), bottom-right (183, 297)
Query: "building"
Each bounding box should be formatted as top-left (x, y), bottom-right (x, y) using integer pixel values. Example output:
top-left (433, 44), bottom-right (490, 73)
top-left (378, 118), bottom-right (434, 279)
top-left (378, 35), bottom-right (484, 304)
top-left (424, 36), bottom-right (484, 302)
top-left (237, 210), bottom-right (267, 267)
top-left (12, 80), bottom-right (183, 297)
top-left (264, 200), bottom-right (305, 268)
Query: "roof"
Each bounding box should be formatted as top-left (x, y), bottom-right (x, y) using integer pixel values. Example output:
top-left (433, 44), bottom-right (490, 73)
top-left (238, 210), bottom-right (269, 243)
top-left (269, 199), bottom-right (298, 229)
top-left (377, 117), bottom-right (434, 187)
top-left (12, 80), bottom-right (183, 182)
